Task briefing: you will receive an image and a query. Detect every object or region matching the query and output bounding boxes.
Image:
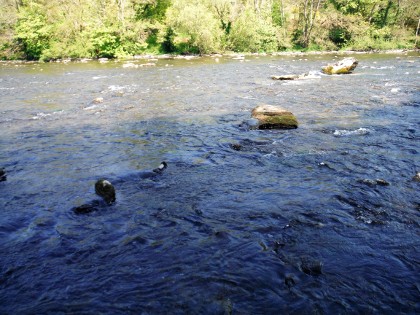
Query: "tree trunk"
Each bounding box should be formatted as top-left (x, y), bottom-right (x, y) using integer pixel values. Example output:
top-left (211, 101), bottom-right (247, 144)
top-left (303, 0), bottom-right (322, 47)
top-left (117, 0), bottom-right (125, 24)
top-left (381, 0), bottom-right (393, 27)
top-left (280, 0), bottom-right (285, 37)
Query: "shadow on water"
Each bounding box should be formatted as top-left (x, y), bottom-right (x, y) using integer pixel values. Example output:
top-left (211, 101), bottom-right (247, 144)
top-left (0, 53), bottom-right (419, 313)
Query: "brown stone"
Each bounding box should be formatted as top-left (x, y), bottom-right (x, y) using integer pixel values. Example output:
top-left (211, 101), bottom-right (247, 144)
top-left (251, 104), bottom-right (298, 129)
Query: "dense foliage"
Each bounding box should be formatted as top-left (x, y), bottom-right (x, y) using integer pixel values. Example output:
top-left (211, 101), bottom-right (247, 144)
top-left (0, 0), bottom-right (419, 60)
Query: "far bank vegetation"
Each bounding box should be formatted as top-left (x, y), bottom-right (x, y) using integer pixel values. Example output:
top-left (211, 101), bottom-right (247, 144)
top-left (0, 0), bottom-right (419, 60)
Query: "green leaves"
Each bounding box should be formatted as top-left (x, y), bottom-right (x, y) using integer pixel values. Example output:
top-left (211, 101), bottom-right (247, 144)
top-left (166, 0), bottom-right (223, 54)
top-left (14, 6), bottom-right (52, 60)
top-left (0, 0), bottom-right (418, 60)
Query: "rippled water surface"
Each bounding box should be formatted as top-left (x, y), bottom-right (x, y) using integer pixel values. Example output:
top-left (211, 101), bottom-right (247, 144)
top-left (1, 53), bottom-right (419, 314)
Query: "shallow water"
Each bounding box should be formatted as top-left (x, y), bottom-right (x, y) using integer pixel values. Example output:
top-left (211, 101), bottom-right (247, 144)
top-left (0, 53), bottom-right (419, 314)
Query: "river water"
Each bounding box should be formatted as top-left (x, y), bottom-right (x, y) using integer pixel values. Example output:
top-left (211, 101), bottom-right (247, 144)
top-left (0, 52), bottom-right (419, 314)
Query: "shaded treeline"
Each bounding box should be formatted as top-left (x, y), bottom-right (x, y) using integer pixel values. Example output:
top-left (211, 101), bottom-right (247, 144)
top-left (0, 0), bottom-right (419, 60)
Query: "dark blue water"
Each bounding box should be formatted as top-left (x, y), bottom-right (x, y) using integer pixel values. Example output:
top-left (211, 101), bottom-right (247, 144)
top-left (0, 53), bottom-right (419, 314)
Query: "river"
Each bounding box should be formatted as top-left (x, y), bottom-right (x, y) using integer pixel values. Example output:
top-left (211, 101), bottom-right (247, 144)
top-left (0, 52), bottom-right (419, 314)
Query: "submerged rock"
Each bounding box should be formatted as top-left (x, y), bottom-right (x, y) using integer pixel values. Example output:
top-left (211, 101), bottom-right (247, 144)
top-left (140, 62), bottom-right (156, 67)
top-left (0, 168), bottom-right (6, 182)
top-left (375, 179), bottom-right (390, 186)
top-left (230, 143), bottom-right (242, 151)
top-left (359, 178), bottom-right (390, 187)
top-left (95, 179), bottom-right (116, 204)
top-left (239, 118), bottom-right (260, 130)
top-left (251, 104), bottom-right (298, 129)
top-left (152, 161), bottom-right (168, 174)
top-left (284, 274), bottom-right (297, 288)
top-left (139, 161), bottom-right (169, 179)
top-left (74, 162), bottom-right (167, 214)
top-left (271, 73), bottom-right (320, 81)
top-left (271, 74), bottom-right (302, 80)
top-left (322, 57), bottom-right (358, 75)
top-left (73, 202), bottom-right (99, 214)
top-left (300, 257), bottom-right (323, 276)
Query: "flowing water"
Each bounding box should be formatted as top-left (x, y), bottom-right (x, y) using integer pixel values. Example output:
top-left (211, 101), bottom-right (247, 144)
top-left (0, 52), bottom-right (419, 314)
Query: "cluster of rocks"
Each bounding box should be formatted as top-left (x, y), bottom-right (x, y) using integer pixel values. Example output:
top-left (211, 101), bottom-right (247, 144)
top-left (271, 57), bottom-right (358, 83)
top-left (259, 57), bottom-right (359, 129)
top-left (73, 162), bottom-right (167, 214)
top-left (122, 62), bottom-right (156, 68)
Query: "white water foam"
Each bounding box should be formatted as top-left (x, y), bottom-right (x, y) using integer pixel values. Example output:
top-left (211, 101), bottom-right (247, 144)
top-left (31, 111), bottom-right (64, 120)
top-left (333, 127), bottom-right (372, 137)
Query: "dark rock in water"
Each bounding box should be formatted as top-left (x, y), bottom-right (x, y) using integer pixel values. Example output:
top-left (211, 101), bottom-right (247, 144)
top-left (272, 74), bottom-right (302, 80)
top-left (0, 168), bottom-right (6, 182)
top-left (412, 172), bottom-right (420, 182)
top-left (322, 57), bottom-right (358, 75)
top-left (129, 161), bottom-right (169, 180)
top-left (214, 230), bottom-right (230, 239)
top-left (359, 179), bottom-right (376, 187)
top-left (230, 143), bottom-right (242, 151)
top-left (251, 104), bottom-right (298, 129)
top-left (95, 179), bottom-right (116, 204)
top-left (229, 138), bottom-right (281, 156)
top-left (272, 73), bottom-right (320, 81)
top-left (152, 161), bottom-right (168, 174)
top-left (318, 162), bottom-right (334, 170)
top-left (73, 202), bottom-right (99, 214)
top-left (359, 178), bottom-right (390, 187)
top-left (75, 162), bottom-right (166, 213)
top-left (273, 240), bottom-right (286, 254)
top-left (375, 179), bottom-right (390, 186)
top-left (221, 298), bottom-right (233, 315)
top-left (284, 274), bottom-right (297, 288)
top-left (300, 257), bottom-right (323, 276)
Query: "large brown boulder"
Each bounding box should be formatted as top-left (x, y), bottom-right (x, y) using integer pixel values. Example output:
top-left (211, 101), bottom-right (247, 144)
top-left (251, 104), bottom-right (298, 129)
top-left (322, 57), bottom-right (358, 75)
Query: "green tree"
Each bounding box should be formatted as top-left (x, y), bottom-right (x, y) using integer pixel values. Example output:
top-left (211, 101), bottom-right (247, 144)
top-left (292, 0), bottom-right (323, 48)
top-left (133, 0), bottom-right (171, 21)
top-left (14, 3), bottom-right (52, 59)
top-left (0, 0), bottom-right (20, 58)
top-left (166, 0), bottom-right (223, 53)
top-left (228, 6), bottom-right (279, 52)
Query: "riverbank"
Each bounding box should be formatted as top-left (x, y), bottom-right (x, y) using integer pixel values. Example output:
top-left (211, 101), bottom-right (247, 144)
top-left (1, 49), bottom-right (419, 64)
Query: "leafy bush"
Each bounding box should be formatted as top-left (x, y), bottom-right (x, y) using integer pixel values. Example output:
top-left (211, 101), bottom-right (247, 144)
top-left (160, 27), bottom-right (176, 53)
top-left (329, 26), bottom-right (351, 47)
top-left (228, 8), bottom-right (279, 52)
top-left (167, 0), bottom-right (223, 54)
top-left (90, 28), bottom-right (121, 58)
top-left (14, 6), bottom-right (52, 60)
